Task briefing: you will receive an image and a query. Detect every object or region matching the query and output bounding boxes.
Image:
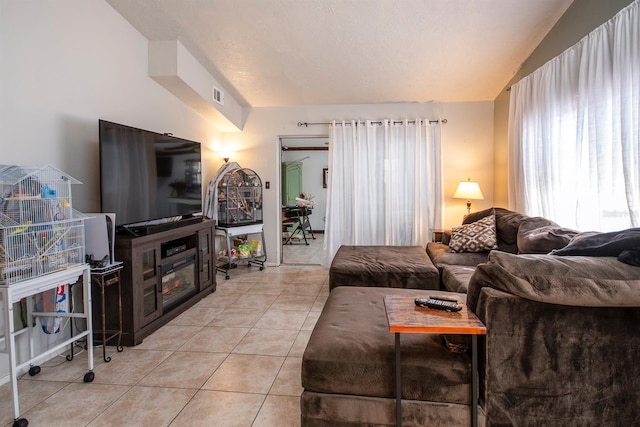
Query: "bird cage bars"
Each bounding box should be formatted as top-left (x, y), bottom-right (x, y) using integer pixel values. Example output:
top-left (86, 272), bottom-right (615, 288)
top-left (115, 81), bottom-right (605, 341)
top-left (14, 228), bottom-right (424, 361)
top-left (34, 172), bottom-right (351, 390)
top-left (0, 165), bottom-right (87, 284)
top-left (217, 168), bottom-right (263, 227)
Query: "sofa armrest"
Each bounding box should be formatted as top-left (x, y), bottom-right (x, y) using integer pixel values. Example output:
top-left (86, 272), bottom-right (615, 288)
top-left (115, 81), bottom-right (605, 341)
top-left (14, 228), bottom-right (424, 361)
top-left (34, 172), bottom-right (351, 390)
top-left (441, 229), bottom-right (452, 245)
top-left (475, 286), bottom-right (640, 426)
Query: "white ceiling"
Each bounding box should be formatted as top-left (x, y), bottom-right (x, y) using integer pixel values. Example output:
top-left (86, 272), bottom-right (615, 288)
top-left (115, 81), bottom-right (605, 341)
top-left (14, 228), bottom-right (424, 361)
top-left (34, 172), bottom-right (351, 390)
top-left (106, 0), bottom-right (574, 108)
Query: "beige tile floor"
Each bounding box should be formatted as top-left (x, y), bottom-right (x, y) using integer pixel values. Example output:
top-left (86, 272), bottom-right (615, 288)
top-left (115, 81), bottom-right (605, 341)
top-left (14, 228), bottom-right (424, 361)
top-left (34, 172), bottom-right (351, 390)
top-left (0, 264), bottom-right (329, 427)
top-left (282, 233), bottom-right (324, 265)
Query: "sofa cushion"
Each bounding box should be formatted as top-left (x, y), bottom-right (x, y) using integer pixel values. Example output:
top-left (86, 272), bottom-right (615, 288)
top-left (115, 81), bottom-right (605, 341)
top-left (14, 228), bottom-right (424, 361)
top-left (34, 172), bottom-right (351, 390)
top-left (302, 287), bottom-right (471, 404)
top-left (426, 242), bottom-right (489, 269)
top-left (517, 216), bottom-right (578, 254)
top-left (467, 251), bottom-right (640, 311)
top-left (449, 214), bottom-right (498, 253)
top-left (329, 245), bottom-right (440, 291)
top-left (441, 265), bottom-right (476, 293)
top-left (461, 207), bottom-right (494, 225)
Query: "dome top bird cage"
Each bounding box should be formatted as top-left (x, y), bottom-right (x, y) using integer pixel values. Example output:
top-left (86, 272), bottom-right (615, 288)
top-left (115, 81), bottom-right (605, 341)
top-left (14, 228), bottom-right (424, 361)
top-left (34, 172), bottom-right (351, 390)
top-left (0, 164), bottom-right (87, 284)
top-left (216, 168), bottom-right (263, 227)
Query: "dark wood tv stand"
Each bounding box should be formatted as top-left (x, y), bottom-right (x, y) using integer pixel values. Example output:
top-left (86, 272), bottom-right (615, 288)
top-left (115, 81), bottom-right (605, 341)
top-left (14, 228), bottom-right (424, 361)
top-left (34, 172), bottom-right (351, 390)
top-left (112, 219), bottom-right (216, 346)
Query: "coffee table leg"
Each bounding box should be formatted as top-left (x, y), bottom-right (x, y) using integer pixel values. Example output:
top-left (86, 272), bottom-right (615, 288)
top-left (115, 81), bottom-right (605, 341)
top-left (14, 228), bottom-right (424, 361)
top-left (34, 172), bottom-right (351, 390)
top-left (472, 335), bottom-right (478, 427)
top-left (395, 332), bottom-right (401, 427)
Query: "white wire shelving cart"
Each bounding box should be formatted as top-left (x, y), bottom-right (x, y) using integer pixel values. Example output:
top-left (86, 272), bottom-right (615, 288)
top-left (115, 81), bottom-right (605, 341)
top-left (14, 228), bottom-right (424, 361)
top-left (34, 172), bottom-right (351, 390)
top-left (0, 165), bottom-right (94, 427)
top-left (215, 223), bottom-right (266, 280)
top-left (1, 265), bottom-right (94, 427)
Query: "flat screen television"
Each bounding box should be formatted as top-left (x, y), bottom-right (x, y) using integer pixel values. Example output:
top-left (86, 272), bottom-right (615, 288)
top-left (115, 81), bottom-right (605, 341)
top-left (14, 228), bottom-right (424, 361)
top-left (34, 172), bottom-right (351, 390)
top-left (99, 120), bottom-right (203, 232)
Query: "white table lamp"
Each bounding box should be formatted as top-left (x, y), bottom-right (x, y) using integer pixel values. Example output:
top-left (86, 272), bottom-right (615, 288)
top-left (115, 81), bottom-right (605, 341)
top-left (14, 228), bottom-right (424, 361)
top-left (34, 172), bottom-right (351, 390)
top-left (453, 179), bottom-right (484, 214)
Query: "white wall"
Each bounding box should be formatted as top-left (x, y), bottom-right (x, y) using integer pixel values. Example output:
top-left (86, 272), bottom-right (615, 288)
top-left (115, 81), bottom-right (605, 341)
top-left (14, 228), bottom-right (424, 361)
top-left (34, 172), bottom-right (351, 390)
top-left (218, 101), bottom-right (494, 266)
top-left (0, 0), bottom-right (223, 379)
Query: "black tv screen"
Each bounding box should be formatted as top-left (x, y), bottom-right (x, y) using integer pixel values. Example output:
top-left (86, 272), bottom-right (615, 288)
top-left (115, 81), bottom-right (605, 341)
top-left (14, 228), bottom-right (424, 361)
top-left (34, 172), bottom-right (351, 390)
top-left (99, 120), bottom-right (203, 228)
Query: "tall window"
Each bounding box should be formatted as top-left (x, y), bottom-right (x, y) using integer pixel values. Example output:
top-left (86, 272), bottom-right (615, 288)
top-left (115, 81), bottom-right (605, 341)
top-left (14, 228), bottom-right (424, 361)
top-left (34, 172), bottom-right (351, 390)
top-left (508, 0), bottom-right (639, 231)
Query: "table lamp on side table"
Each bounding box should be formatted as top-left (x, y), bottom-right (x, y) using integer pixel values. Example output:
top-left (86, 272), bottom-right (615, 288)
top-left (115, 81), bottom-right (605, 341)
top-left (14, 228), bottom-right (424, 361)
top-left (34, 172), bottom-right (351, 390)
top-left (453, 178), bottom-right (484, 214)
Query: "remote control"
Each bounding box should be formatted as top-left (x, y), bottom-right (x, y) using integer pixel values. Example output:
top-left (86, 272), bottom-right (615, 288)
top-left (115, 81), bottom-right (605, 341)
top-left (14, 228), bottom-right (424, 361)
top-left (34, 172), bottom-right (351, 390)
top-left (429, 295), bottom-right (458, 303)
top-left (415, 297), bottom-right (462, 312)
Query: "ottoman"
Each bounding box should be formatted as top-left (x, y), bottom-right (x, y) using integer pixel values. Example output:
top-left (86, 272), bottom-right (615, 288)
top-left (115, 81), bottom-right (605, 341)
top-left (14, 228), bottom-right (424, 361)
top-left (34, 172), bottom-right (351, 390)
top-left (329, 245), bottom-right (439, 291)
top-left (301, 286), bottom-right (477, 426)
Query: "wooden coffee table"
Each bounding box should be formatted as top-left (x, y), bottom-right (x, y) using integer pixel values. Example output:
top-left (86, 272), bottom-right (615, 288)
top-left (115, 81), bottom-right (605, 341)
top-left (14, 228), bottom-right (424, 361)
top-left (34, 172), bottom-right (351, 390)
top-left (384, 294), bottom-right (487, 427)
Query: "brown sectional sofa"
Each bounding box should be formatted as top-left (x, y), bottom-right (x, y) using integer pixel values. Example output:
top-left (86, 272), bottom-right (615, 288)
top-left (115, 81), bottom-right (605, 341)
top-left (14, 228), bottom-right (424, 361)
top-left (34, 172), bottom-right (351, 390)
top-left (302, 208), bottom-right (640, 426)
top-left (427, 208), bottom-right (578, 292)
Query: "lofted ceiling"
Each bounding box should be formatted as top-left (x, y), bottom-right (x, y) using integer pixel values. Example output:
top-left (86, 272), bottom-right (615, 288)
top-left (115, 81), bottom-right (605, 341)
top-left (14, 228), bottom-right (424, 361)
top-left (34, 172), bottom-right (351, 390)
top-left (106, 0), bottom-right (574, 108)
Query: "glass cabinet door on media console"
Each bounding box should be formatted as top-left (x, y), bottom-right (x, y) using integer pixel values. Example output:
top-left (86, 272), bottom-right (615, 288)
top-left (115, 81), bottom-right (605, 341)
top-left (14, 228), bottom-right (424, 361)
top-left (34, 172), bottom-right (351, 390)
top-left (141, 244), bottom-right (162, 326)
top-left (199, 228), bottom-right (214, 290)
top-left (137, 231), bottom-right (212, 329)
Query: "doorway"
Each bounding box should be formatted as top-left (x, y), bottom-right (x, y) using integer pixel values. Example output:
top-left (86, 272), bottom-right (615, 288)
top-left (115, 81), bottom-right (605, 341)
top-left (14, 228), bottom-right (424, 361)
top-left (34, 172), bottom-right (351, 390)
top-left (279, 135), bottom-right (329, 265)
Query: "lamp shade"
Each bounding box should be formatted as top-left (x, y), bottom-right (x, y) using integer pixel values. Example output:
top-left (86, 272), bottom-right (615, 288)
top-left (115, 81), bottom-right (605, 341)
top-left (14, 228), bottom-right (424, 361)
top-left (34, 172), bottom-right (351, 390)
top-left (453, 180), bottom-right (484, 200)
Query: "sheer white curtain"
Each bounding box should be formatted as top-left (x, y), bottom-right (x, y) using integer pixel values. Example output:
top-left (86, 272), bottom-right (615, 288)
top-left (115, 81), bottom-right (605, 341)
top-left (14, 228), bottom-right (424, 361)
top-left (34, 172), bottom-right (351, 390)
top-left (509, 0), bottom-right (640, 231)
top-left (322, 119), bottom-right (442, 267)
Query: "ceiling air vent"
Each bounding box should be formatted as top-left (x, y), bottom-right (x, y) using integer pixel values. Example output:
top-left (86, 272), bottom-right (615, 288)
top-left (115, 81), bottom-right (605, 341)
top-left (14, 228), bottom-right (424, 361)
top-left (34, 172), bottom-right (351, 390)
top-left (212, 85), bottom-right (225, 106)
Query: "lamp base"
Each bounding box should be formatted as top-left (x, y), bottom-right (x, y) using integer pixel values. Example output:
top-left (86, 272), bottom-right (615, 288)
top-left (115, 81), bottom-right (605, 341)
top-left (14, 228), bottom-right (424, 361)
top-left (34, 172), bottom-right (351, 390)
top-left (466, 201), bottom-right (471, 215)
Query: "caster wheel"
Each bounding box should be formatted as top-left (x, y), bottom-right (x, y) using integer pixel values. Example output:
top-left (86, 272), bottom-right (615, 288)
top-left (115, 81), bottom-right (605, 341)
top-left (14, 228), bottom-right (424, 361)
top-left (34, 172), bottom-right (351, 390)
top-left (259, 267), bottom-right (264, 271)
top-left (28, 366), bottom-right (41, 376)
top-left (83, 371), bottom-right (95, 383)
top-left (13, 418), bottom-right (28, 427)
top-left (225, 275), bottom-right (230, 280)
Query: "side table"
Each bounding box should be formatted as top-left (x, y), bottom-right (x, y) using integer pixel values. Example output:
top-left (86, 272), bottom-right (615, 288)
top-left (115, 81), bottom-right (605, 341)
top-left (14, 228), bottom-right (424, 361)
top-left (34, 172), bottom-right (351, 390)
top-left (431, 228), bottom-right (446, 242)
top-left (384, 294), bottom-right (486, 427)
top-left (91, 262), bottom-right (124, 362)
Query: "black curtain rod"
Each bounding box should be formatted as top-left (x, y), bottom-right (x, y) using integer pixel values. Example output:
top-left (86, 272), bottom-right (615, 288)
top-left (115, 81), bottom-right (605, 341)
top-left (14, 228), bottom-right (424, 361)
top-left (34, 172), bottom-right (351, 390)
top-left (297, 119), bottom-right (447, 127)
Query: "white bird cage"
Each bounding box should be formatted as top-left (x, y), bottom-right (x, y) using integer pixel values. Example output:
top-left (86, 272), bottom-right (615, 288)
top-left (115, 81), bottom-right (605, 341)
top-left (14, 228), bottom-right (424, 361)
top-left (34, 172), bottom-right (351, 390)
top-left (0, 165), bottom-right (87, 284)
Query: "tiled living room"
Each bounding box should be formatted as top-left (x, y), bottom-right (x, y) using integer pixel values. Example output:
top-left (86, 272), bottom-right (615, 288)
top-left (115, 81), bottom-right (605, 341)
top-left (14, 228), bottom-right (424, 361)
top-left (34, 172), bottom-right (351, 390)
top-left (0, 264), bottom-right (328, 426)
top-left (3, 0), bottom-right (640, 426)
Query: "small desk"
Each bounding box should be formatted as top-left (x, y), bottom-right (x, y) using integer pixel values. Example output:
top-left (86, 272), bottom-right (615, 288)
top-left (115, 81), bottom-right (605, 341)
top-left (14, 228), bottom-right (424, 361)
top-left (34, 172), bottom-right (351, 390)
top-left (282, 206), bottom-right (315, 245)
top-left (91, 262), bottom-right (124, 362)
top-left (384, 295), bottom-right (486, 427)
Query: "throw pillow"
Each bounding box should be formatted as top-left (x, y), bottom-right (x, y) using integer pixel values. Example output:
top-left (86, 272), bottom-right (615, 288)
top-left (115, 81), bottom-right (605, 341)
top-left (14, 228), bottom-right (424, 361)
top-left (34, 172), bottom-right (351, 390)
top-left (448, 214), bottom-right (498, 253)
top-left (462, 207), bottom-right (528, 253)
